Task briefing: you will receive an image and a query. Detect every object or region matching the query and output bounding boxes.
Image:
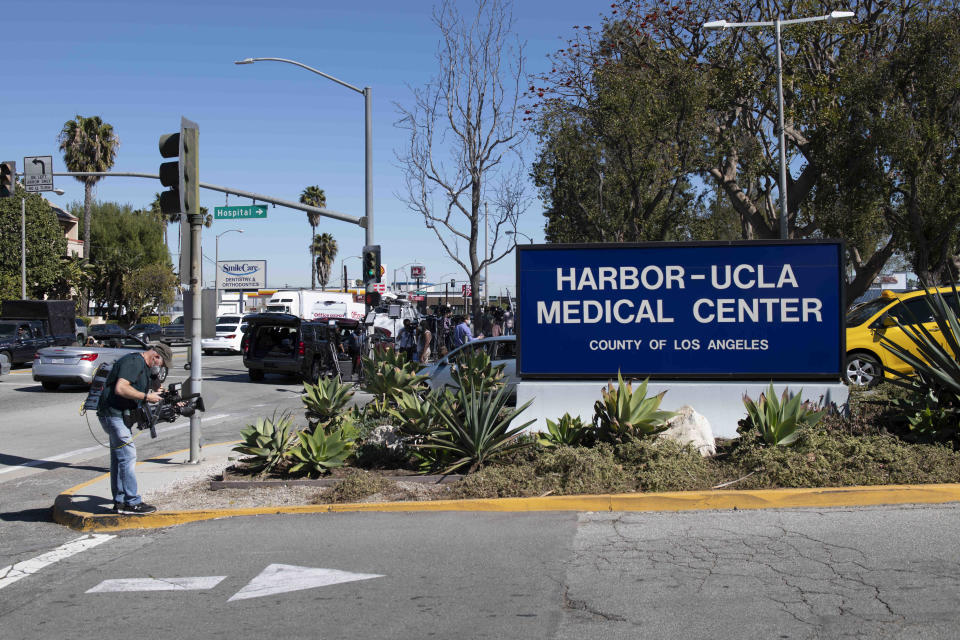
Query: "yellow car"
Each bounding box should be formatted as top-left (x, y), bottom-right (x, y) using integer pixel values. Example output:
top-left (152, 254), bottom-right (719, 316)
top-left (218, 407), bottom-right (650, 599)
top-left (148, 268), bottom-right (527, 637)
top-left (845, 287), bottom-right (959, 387)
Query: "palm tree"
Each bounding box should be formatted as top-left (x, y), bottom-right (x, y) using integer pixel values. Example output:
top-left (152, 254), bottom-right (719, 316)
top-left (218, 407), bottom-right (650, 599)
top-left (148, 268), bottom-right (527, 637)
top-left (299, 186), bottom-right (326, 289)
top-left (309, 233), bottom-right (338, 290)
top-left (57, 115), bottom-right (120, 263)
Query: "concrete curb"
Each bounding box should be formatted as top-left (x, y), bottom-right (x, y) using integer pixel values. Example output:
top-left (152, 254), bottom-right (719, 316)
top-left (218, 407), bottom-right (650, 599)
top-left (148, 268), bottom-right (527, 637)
top-left (53, 469), bottom-right (960, 533)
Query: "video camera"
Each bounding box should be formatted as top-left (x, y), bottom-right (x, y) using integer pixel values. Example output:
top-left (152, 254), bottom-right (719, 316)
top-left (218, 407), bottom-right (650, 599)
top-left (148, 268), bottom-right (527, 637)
top-left (122, 381), bottom-right (204, 438)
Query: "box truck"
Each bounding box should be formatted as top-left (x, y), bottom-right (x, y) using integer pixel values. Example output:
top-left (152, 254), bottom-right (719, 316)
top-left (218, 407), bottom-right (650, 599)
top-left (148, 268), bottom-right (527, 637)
top-left (264, 290), bottom-right (365, 322)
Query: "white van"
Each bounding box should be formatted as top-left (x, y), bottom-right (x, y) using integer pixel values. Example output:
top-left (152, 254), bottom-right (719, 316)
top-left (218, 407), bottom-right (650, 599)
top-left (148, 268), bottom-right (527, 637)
top-left (265, 290), bottom-right (365, 322)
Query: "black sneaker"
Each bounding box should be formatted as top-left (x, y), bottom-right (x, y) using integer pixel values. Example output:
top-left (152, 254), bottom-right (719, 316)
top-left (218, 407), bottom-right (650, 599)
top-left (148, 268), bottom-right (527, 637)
top-left (112, 503), bottom-right (124, 513)
top-left (118, 502), bottom-right (158, 515)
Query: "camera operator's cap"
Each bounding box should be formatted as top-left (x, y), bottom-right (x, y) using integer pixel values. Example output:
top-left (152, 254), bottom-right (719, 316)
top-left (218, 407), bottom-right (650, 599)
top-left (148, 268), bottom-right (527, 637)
top-left (151, 342), bottom-right (174, 367)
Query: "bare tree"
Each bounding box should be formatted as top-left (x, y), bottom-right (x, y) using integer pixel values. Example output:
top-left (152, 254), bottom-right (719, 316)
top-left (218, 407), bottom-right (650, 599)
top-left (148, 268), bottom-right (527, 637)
top-left (396, 0), bottom-right (527, 326)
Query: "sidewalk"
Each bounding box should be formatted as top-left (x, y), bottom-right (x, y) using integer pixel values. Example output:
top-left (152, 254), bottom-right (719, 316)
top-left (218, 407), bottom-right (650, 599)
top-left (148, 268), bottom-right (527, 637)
top-left (53, 443), bottom-right (960, 533)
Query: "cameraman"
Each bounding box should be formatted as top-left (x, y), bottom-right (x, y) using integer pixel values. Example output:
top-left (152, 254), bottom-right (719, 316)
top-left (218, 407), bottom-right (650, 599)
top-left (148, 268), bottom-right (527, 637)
top-left (96, 343), bottom-right (173, 515)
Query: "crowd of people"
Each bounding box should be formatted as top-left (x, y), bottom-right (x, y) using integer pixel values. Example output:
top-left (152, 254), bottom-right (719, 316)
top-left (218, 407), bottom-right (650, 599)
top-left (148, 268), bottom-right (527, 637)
top-left (395, 303), bottom-right (514, 365)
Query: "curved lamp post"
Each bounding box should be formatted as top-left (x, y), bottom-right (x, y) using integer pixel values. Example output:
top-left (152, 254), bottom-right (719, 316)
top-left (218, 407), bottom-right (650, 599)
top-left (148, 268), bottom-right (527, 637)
top-left (234, 57), bottom-right (373, 247)
top-left (506, 230), bottom-right (533, 244)
top-left (703, 10), bottom-right (855, 239)
top-left (215, 229), bottom-right (244, 298)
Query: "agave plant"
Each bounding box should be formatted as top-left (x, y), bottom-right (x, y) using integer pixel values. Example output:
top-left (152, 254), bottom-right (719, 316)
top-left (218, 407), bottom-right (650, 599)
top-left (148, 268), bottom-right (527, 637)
top-left (878, 284), bottom-right (960, 437)
top-left (288, 427), bottom-right (354, 477)
top-left (301, 376), bottom-right (355, 429)
top-left (450, 349), bottom-right (506, 394)
top-left (739, 383), bottom-right (824, 446)
top-left (593, 373), bottom-right (676, 443)
top-left (389, 388), bottom-right (451, 441)
top-left (539, 413), bottom-right (591, 448)
top-left (418, 381), bottom-right (535, 474)
top-left (233, 411), bottom-right (298, 476)
top-left (361, 353), bottom-right (429, 405)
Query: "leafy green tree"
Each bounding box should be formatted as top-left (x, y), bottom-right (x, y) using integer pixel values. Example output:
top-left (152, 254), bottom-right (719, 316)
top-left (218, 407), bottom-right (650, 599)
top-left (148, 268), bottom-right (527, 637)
top-left (299, 186), bottom-right (327, 289)
top-left (123, 262), bottom-right (177, 324)
top-left (309, 233), bottom-right (338, 290)
top-left (0, 185), bottom-right (68, 302)
top-left (813, 13), bottom-right (960, 286)
top-left (57, 115), bottom-right (119, 262)
top-left (72, 201), bottom-right (171, 319)
top-left (530, 0), bottom-right (959, 304)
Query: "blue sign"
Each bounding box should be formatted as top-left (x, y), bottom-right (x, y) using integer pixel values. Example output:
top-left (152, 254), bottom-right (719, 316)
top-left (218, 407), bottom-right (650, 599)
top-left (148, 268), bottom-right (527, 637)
top-left (517, 241), bottom-right (844, 380)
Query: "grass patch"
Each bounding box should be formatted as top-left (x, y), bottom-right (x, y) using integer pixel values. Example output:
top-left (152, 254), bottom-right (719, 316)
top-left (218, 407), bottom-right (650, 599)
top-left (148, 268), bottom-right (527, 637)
top-left (322, 469), bottom-right (395, 503)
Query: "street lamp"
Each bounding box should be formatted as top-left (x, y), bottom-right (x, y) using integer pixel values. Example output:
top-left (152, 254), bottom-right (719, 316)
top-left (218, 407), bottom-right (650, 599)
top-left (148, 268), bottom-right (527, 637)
top-left (393, 261), bottom-right (417, 293)
top-left (340, 255), bottom-right (361, 291)
top-left (506, 230), bottom-right (533, 244)
top-left (215, 229), bottom-right (243, 302)
top-left (22, 187), bottom-right (66, 299)
top-left (703, 10), bottom-right (855, 239)
top-left (234, 57), bottom-right (373, 248)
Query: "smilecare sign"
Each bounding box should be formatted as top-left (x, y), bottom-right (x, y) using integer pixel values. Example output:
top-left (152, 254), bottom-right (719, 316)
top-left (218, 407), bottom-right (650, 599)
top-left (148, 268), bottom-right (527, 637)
top-left (516, 241), bottom-right (844, 380)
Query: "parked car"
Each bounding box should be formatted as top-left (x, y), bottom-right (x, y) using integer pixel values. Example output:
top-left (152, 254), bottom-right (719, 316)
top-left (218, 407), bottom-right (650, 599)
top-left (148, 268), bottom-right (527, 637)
top-left (419, 335), bottom-right (517, 401)
top-left (160, 315), bottom-right (188, 345)
top-left (128, 323), bottom-right (165, 342)
top-left (241, 313), bottom-right (348, 382)
top-left (75, 319), bottom-right (88, 343)
top-left (844, 287), bottom-right (960, 387)
top-left (88, 324), bottom-right (128, 345)
top-left (202, 315), bottom-right (252, 354)
top-left (0, 319), bottom-right (59, 365)
top-left (32, 334), bottom-right (168, 390)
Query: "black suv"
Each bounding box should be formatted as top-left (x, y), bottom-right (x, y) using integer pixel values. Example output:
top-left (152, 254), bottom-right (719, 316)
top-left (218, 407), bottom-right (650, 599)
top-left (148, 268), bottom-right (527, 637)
top-left (241, 313), bottom-right (353, 382)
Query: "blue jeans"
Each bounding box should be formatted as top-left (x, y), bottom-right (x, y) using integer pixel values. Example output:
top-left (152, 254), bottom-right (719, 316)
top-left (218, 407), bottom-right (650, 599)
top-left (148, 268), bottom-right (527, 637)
top-left (98, 414), bottom-right (141, 506)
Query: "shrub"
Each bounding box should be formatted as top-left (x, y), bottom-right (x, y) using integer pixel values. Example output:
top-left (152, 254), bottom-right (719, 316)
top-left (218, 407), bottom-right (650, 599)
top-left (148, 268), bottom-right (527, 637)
top-left (450, 349), bottom-right (506, 394)
top-left (730, 427), bottom-right (960, 489)
top-left (880, 283), bottom-right (960, 441)
top-left (539, 413), bottom-right (592, 448)
top-left (738, 383), bottom-right (824, 446)
top-left (418, 382), bottom-right (534, 474)
top-left (301, 377), bottom-right (355, 430)
top-left (446, 465), bottom-right (546, 499)
top-left (233, 411), bottom-right (298, 476)
top-left (593, 373), bottom-right (676, 443)
top-left (327, 469), bottom-right (393, 503)
top-left (288, 426), bottom-right (354, 477)
top-left (615, 439), bottom-right (721, 492)
top-left (534, 444), bottom-right (633, 495)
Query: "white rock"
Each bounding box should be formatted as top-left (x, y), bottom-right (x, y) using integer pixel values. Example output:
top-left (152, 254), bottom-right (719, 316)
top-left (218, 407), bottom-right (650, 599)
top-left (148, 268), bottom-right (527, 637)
top-left (365, 424), bottom-right (404, 451)
top-left (660, 406), bottom-right (716, 457)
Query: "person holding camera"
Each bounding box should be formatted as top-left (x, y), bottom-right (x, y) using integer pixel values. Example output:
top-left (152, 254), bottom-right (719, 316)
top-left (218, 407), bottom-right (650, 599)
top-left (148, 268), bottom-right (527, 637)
top-left (96, 343), bottom-right (173, 515)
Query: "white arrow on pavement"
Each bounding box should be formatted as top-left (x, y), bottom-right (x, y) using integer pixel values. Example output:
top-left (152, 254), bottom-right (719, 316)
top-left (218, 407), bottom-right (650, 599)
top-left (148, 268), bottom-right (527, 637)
top-left (228, 564), bottom-right (384, 602)
top-left (87, 576), bottom-right (227, 593)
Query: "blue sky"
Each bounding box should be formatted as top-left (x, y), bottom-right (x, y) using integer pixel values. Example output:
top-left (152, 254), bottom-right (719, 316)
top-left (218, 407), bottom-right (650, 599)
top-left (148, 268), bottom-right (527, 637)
top-left (5, 0), bottom-right (607, 297)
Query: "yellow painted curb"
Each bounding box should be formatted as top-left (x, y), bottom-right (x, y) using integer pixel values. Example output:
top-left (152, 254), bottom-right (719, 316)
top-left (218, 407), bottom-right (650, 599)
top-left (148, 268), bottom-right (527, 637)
top-left (53, 475), bottom-right (960, 532)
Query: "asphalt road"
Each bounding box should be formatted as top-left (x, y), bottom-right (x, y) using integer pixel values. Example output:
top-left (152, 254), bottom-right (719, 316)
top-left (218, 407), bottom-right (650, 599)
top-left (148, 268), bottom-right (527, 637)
top-left (4, 352), bottom-right (960, 638)
top-left (3, 506), bottom-right (960, 639)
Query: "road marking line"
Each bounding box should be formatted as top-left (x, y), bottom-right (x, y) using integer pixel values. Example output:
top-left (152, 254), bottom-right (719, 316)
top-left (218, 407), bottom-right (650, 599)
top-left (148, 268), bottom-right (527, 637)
top-left (87, 576), bottom-right (226, 593)
top-left (0, 534), bottom-right (115, 591)
top-left (228, 564), bottom-right (384, 602)
top-left (0, 414), bottom-right (231, 475)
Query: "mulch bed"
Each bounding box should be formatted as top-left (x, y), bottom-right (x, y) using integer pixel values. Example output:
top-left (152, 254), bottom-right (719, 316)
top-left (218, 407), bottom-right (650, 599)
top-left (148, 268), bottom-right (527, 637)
top-left (211, 465), bottom-right (463, 490)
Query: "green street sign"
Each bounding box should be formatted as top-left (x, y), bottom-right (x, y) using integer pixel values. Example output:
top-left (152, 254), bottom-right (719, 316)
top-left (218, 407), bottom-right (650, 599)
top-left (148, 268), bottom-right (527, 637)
top-left (214, 204), bottom-right (267, 219)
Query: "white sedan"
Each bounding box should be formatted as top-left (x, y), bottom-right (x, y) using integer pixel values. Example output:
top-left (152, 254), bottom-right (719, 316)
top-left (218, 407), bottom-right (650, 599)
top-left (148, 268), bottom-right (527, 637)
top-left (419, 336), bottom-right (517, 400)
top-left (201, 317), bottom-right (248, 354)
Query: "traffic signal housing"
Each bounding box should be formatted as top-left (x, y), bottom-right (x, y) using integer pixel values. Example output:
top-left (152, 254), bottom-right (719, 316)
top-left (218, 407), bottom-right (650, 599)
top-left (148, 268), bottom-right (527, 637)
top-left (0, 161), bottom-right (15, 198)
top-left (158, 117), bottom-right (200, 217)
top-left (364, 291), bottom-right (381, 307)
top-left (362, 245), bottom-right (381, 283)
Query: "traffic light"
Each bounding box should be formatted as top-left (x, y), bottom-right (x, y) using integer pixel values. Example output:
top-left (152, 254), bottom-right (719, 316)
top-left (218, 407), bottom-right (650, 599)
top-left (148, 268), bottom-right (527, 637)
top-left (365, 291), bottom-right (381, 307)
top-left (362, 245), bottom-right (381, 283)
top-left (0, 161), bottom-right (15, 198)
top-left (158, 117), bottom-right (200, 217)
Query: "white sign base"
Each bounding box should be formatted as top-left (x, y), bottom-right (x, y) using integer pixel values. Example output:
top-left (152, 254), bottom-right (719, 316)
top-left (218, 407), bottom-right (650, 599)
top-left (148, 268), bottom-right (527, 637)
top-left (513, 380), bottom-right (849, 439)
